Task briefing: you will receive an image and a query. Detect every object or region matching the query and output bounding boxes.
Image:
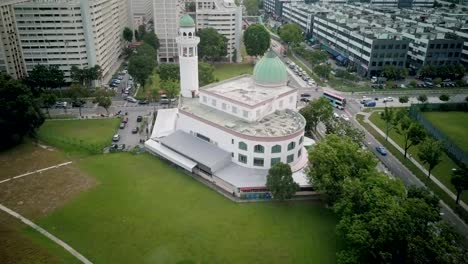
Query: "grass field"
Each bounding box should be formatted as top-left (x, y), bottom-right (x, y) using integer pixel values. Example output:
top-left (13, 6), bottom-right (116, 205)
top-left (368, 112), bottom-right (465, 204)
top-left (213, 63), bottom-right (254, 81)
top-left (422, 111), bottom-right (468, 152)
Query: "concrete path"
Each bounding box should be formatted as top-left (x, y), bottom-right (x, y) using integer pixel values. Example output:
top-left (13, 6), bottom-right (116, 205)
top-left (0, 203), bottom-right (92, 264)
top-left (0, 161), bottom-right (73, 185)
top-left (362, 112), bottom-right (468, 212)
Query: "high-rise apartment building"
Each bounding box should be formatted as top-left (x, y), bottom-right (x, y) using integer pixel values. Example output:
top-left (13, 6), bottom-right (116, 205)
top-left (0, 0), bottom-right (28, 79)
top-left (195, 0), bottom-right (242, 62)
top-left (129, 0), bottom-right (153, 29)
top-left (153, 0), bottom-right (180, 62)
top-left (14, 0), bottom-right (129, 83)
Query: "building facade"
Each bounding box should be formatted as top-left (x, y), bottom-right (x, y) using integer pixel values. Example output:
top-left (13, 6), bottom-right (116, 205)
top-left (14, 0), bottom-right (129, 83)
top-left (370, 0), bottom-right (434, 8)
top-left (0, 0), bottom-right (28, 79)
top-left (153, 0), bottom-right (180, 62)
top-left (129, 0), bottom-right (153, 29)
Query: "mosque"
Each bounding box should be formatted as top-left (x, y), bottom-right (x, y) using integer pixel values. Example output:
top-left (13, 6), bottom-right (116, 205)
top-left (145, 15), bottom-right (311, 198)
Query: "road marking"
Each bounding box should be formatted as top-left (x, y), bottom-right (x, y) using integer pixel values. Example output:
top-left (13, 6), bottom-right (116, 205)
top-left (0, 161), bottom-right (73, 184)
top-left (0, 203), bottom-right (92, 264)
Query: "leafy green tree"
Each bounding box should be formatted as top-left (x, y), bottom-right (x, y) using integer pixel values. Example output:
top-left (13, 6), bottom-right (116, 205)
top-left (278, 23), bottom-right (303, 46)
top-left (417, 94), bottom-right (428, 104)
top-left (134, 29), bottom-right (140, 41)
top-left (307, 134), bottom-right (378, 204)
top-left (136, 43), bottom-right (157, 58)
top-left (451, 163), bottom-right (468, 204)
top-left (399, 96), bottom-right (409, 104)
top-left (70, 65), bottom-right (102, 88)
top-left (325, 119), bottom-right (365, 143)
top-left (314, 64), bottom-right (331, 79)
top-left (128, 44), bottom-right (157, 86)
top-left (40, 92), bottom-right (57, 118)
top-left (161, 79), bottom-right (180, 105)
top-left (147, 87), bottom-right (160, 102)
top-left (159, 64), bottom-right (180, 81)
top-left (199, 62), bottom-right (216, 86)
top-left (409, 80), bottom-right (417, 88)
top-left (243, 24), bottom-right (270, 57)
top-left (299, 97), bottom-right (333, 134)
top-left (380, 107), bottom-right (398, 141)
top-left (68, 83), bottom-right (88, 116)
top-left (244, 0), bottom-right (259, 15)
top-left (385, 80), bottom-right (395, 89)
top-left (433, 77), bottom-right (442, 86)
top-left (439, 94), bottom-right (450, 102)
top-left (93, 89), bottom-right (112, 115)
top-left (26, 65), bottom-right (65, 93)
top-left (418, 138), bottom-right (444, 178)
top-left (197, 28), bottom-right (228, 61)
top-left (123, 27), bottom-right (133, 42)
top-left (138, 25), bottom-right (147, 40)
top-left (397, 112), bottom-right (426, 158)
top-left (266, 162), bottom-right (299, 200)
top-left (143, 32), bottom-right (160, 50)
top-left (0, 73), bottom-right (44, 150)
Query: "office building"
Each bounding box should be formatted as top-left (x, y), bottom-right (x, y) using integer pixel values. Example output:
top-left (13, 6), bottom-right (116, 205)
top-left (263, 0), bottom-right (304, 18)
top-left (370, 0), bottom-right (434, 8)
top-left (153, 0), bottom-right (180, 62)
top-left (129, 0), bottom-right (153, 29)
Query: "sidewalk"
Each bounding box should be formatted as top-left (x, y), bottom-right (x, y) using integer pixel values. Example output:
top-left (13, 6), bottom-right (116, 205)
top-left (362, 112), bottom-right (468, 212)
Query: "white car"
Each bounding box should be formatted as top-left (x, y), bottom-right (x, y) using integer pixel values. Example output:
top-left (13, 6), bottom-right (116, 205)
top-left (126, 96), bottom-right (138, 103)
top-left (383, 97), bottom-right (394, 102)
top-left (341, 114), bottom-right (350, 121)
top-left (112, 134), bottom-right (120, 142)
top-left (333, 112), bottom-right (340, 119)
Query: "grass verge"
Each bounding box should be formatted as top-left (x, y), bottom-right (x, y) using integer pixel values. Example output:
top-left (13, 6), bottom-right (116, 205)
top-left (356, 114), bottom-right (468, 224)
top-left (422, 111), bottom-right (468, 152)
top-left (213, 63), bottom-right (254, 81)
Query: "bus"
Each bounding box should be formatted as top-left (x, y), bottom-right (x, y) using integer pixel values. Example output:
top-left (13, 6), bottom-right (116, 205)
top-left (323, 91), bottom-right (347, 109)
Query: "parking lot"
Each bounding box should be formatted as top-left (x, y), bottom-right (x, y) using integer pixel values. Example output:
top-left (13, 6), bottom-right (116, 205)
top-left (111, 109), bottom-right (154, 151)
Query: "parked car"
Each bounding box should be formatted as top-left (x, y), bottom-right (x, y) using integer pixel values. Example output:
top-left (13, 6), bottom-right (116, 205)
top-left (55, 101), bottom-right (67, 108)
top-left (341, 114), bottom-right (350, 121)
top-left (333, 112), bottom-right (340, 119)
top-left (122, 117), bottom-right (128, 123)
top-left (336, 105), bottom-right (345, 110)
top-left (136, 115), bottom-right (143, 122)
top-left (117, 144), bottom-right (126, 151)
top-left (112, 134), bottom-right (120, 142)
top-left (300, 93), bottom-right (311, 98)
top-left (376, 146), bottom-right (387, 156)
top-left (119, 122), bottom-right (126, 129)
top-left (132, 127), bottom-right (139, 134)
top-left (300, 98), bottom-right (310, 103)
top-left (126, 96), bottom-right (138, 103)
top-left (71, 100), bottom-right (86, 107)
top-left (364, 101), bottom-right (376, 107)
top-left (383, 97), bottom-right (394, 103)
top-left (138, 100), bottom-right (149, 105)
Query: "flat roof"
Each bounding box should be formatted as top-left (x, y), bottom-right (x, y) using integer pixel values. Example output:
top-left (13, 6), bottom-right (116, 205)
top-left (201, 75), bottom-right (294, 107)
top-left (180, 98), bottom-right (306, 137)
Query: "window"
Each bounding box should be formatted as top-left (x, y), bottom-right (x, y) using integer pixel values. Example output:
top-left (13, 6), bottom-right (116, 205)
top-left (231, 139), bottom-right (234, 144)
top-left (456, 43), bottom-right (462, 48)
top-left (374, 45), bottom-right (379, 49)
top-left (279, 100), bottom-right (283, 108)
top-left (196, 133), bottom-right (210, 142)
top-left (271, 157), bottom-right (281, 166)
top-left (299, 136), bottom-right (304, 145)
top-left (287, 142), bottom-right (296, 151)
top-left (231, 152), bottom-right (234, 157)
top-left (232, 106), bottom-right (237, 114)
top-left (254, 144), bottom-right (264, 153)
top-left (450, 43), bottom-right (455, 49)
top-left (371, 62), bottom-right (376, 66)
top-left (211, 99), bottom-right (216, 106)
top-left (436, 44), bottom-right (441, 49)
top-left (402, 44), bottom-right (407, 49)
top-left (381, 45), bottom-right (386, 49)
top-left (271, 145), bottom-right (281, 153)
top-left (395, 44), bottom-right (400, 49)
top-left (243, 110), bottom-right (248, 118)
top-left (448, 52), bottom-right (453, 58)
top-left (238, 154), bottom-right (247, 164)
top-left (202, 96), bottom-right (207, 103)
top-left (239, 141), bottom-right (247, 150)
top-left (298, 149), bottom-right (302, 158)
top-left (388, 44), bottom-right (393, 49)
top-left (287, 154), bottom-right (294, 163)
top-left (222, 103), bottom-right (227, 110)
top-left (443, 44), bottom-right (448, 49)
top-left (253, 158), bottom-right (264, 167)
top-left (429, 44), bottom-right (434, 49)
top-left (378, 62), bottom-right (383, 66)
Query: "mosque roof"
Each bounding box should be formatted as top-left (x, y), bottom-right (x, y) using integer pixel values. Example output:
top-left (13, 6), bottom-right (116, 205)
top-left (253, 51), bottom-right (288, 86)
top-left (180, 14), bottom-right (195, 27)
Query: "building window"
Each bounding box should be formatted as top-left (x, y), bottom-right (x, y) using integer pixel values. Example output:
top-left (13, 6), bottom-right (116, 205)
top-left (196, 133), bottom-right (210, 142)
top-left (239, 141), bottom-right (247, 150)
top-left (243, 110), bottom-right (248, 118)
top-left (202, 96), bottom-right (207, 103)
top-left (371, 62), bottom-right (376, 66)
top-left (238, 154), bottom-right (247, 164)
top-left (211, 99), bottom-right (217, 106)
top-left (232, 106), bottom-right (237, 114)
top-left (287, 154), bottom-right (294, 163)
top-left (299, 136), bottom-right (304, 145)
top-left (298, 149), bottom-right (302, 158)
top-left (402, 44), bottom-right (407, 49)
top-left (231, 152), bottom-right (234, 157)
top-left (253, 158), bottom-right (264, 167)
top-left (271, 144), bottom-right (281, 153)
top-left (254, 144), bottom-right (264, 153)
top-left (231, 139), bottom-right (234, 144)
top-left (429, 44), bottom-right (434, 49)
top-left (222, 102), bottom-right (227, 110)
top-left (271, 157), bottom-right (281, 166)
top-left (456, 43), bottom-right (462, 49)
top-left (287, 141), bottom-right (296, 151)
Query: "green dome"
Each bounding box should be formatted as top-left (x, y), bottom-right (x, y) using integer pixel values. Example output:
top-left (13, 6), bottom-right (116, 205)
top-left (253, 51), bottom-right (288, 86)
top-left (180, 14), bottom-right (195, 28)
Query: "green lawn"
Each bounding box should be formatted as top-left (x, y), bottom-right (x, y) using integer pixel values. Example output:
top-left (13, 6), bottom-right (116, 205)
top-left (32, 153), bottom-right (337, 263)
top-left (368, 112), bottom-right (464, 204)
top-left (38, 118), bottom-right (120, 154)
top-left (213, 63), bottom-right (254, 81)
top-left (422, 111), bottom-right (468, 152)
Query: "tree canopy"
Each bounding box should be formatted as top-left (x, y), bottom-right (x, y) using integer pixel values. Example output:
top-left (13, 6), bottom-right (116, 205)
top-left (396, 111), bottom-right (426, 157)
top-left (0, 73), bottom-right (44, 150)
top-left (70, 65), bottom-right (102, 88)
top-left (451, 163), bottom-right (468, 204)
top-left (159, 64), bottom-right (180, 81)
top-left (244, 0), bottom-right (259, 15)
top-left (143, 32), bottom-right (160, 50)
top-left (243, 24), bottom-right (270, 57)
top-left (418, 138), bottom-right (443, 178)
top-left (197, 28), bottom-right (228, 61)
top-left (279, 23), bottom-right (303, 46)
top-left (25, 64), bottom-right (65, 93)
top-left (266, 162), bottom-right (299, 200)
top-left (198, 62), bottom-right (216, 86)
top-left (123, 27), bottom-right (133, 42)
top-left (128, 44), bottom-right (157, 86)
top-left (299, 97), bottom-right (333, 135)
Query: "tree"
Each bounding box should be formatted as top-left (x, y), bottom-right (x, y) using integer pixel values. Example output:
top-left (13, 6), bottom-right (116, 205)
top-left (266, 162), bottom-right (299, 200)
top-left (138, 24), bottom-right (147, 40)
top-left (451, 163), bottom-right (468, 204)
top-left (26, 65), bottom-right (65, 93)
top-left (417, 94), bottom-right (428, 104)
top-left (433, 77), bottom-right (442, 86)
top-left (136, 43), bottom-right (157, 58)
top-left (418, 138), bottom-right (443, 178)
top-left (199, 62), bottom-right (216, 86)
top-left (197, 28), bottom-right (228, 61)
top-left (397, 112), bottom-right (426, 158)
top-left (409, 80), bottom-right (417, 88)
top-left (314, 64), bottom-right (331, 79)
top-left (123, 27), bottom-right (133, 43)
top-left (40, 92), bottom-right (57, 118)
top-left (128, 44), bottom-right (157, 86)
top-left (380, 107), bottom-right (398, 141)
top-left (385, 80), bottom-right (395, 89)
top-left (307, 134), bottom-right (378, 204)
top-left (278, 23), bottom-right (303, 46)
top-left (159, 64), bottom-right (180, 81)
top-left (326, 119), bottom-right (365, 143)
top-left (161, 79), bottom-right (180, 105)
top-left (0, 73), bottom-right (44, 150)
top-left (243, 24), bottom-right (270, 57)
top-left (399, 96), bottom-right (409, 104)
top-left (299, 97), bottom-right (333, 135)
top-left (70, 65), bottom-right (102, 88)
top-left (93, 89), bottom-right (112, 115)
top-left (134, 29), bottom-right (140, 41)
top-left (439, 94), bottom-right (450, 102)
top-left (68, 83), bottom-right (88, 116)
top-left (143, 32), bottom-right (160, 50)
top-left (244, 0), bottom-right (259, 15)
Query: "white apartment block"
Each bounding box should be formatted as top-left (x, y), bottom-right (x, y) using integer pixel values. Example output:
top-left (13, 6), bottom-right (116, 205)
top-left (129, 0), bottom-right (153, 29)
top-left (370, 0), bottom-right (434, 8)
top-left (195, 0), bottom-right (242, 62)
top-left (0, 0), bottom-right (28, 79)
top-left (153, 0), bottom-right (180, 62)
top-left (13, 0), bottom-right (129, 83)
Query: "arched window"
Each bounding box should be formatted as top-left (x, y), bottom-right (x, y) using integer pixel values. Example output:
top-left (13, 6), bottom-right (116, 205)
top-left (254, 144), bottom-right (264, 153)
top-left (188, 32), bottom-right (192, 37)
top-left (271, 145), bottom-right (281, 153)
top-left (299, 136), bottom-right (304, 145)
top-left (287, 141), bottom-right (296, 151)
top-left (183, 32), bottom-right (187, 36)
top-left (238, 141), bottom-right (247, 151)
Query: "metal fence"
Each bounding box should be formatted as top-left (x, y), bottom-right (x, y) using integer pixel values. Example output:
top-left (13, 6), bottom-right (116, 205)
top-left (409, 103), bottom-right (468, 164)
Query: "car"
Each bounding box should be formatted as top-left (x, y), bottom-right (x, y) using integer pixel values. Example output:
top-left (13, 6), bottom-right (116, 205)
top-left (55, 101), bottom-right (67, 108)
top-left (110, 82), bottom-right (118, 88)
top-left (307, 80), bottom-right (315, 86)
top-left (300, 93), bottom-right (311, 98)
top-left (336, 105), bottom-right (345, 110)
top-left (374, 97), bottom-right (379, 101)
top-left (117, 144), bottom-right (126, 151)
top-left (114, 79), bottom-right (121, 84)
top-left (383, 97), bottom-right (394, 102)
top-left (136, 115), bottom-right (143, 122)
top-left (138, 100), bottom-right (149, 105)
top-left (376, 146), bottom-right (388, 156)
top-left (119, 122), bottom-right (126, 129)
top-left (333, 112), bottom-right (340, 119)
top-left (122, 117), bottom-right (128, 123)
top-left (126, 96), bottom-right (138, 103)
top-left (71, 100), bottom-right (86, 107)
top-left (300, 98), bottom-right (310, 103)
top-left (112, 134), bottom-right (120, 142)
top-left (341, 114), bottom-right (350, 121)
top-left (131, 127), bottom-right (139, 134)
top-left (117, 76), bottom-right (124, 80)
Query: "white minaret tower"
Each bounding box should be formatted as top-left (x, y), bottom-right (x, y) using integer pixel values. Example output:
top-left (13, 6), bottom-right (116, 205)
top-left (176, 15), bottom-right (200, 98)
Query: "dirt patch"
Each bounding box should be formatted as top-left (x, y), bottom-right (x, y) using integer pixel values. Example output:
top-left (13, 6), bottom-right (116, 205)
top-left (0, 142), bottom-right (67, 181)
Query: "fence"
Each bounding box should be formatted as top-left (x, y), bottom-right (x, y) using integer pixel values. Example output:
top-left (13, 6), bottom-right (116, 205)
top-left (409, 103), bottom-right (468, 164)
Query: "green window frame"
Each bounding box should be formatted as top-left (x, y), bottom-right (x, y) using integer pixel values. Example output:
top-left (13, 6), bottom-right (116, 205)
top-left (271, 144), bottom-right (281, 153)
top-left (254, 144), bottom-right (264, 153)
top-left (238, 141), bottom-right (247, 151)
top-left (287, 154), bottom-right (294, 163)
top-left (238, 154), bottom-right (247, 164)
top-left (271, 157), bottom-right (281, 166)
top-left (287, 141), bottom-right (296, 151)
